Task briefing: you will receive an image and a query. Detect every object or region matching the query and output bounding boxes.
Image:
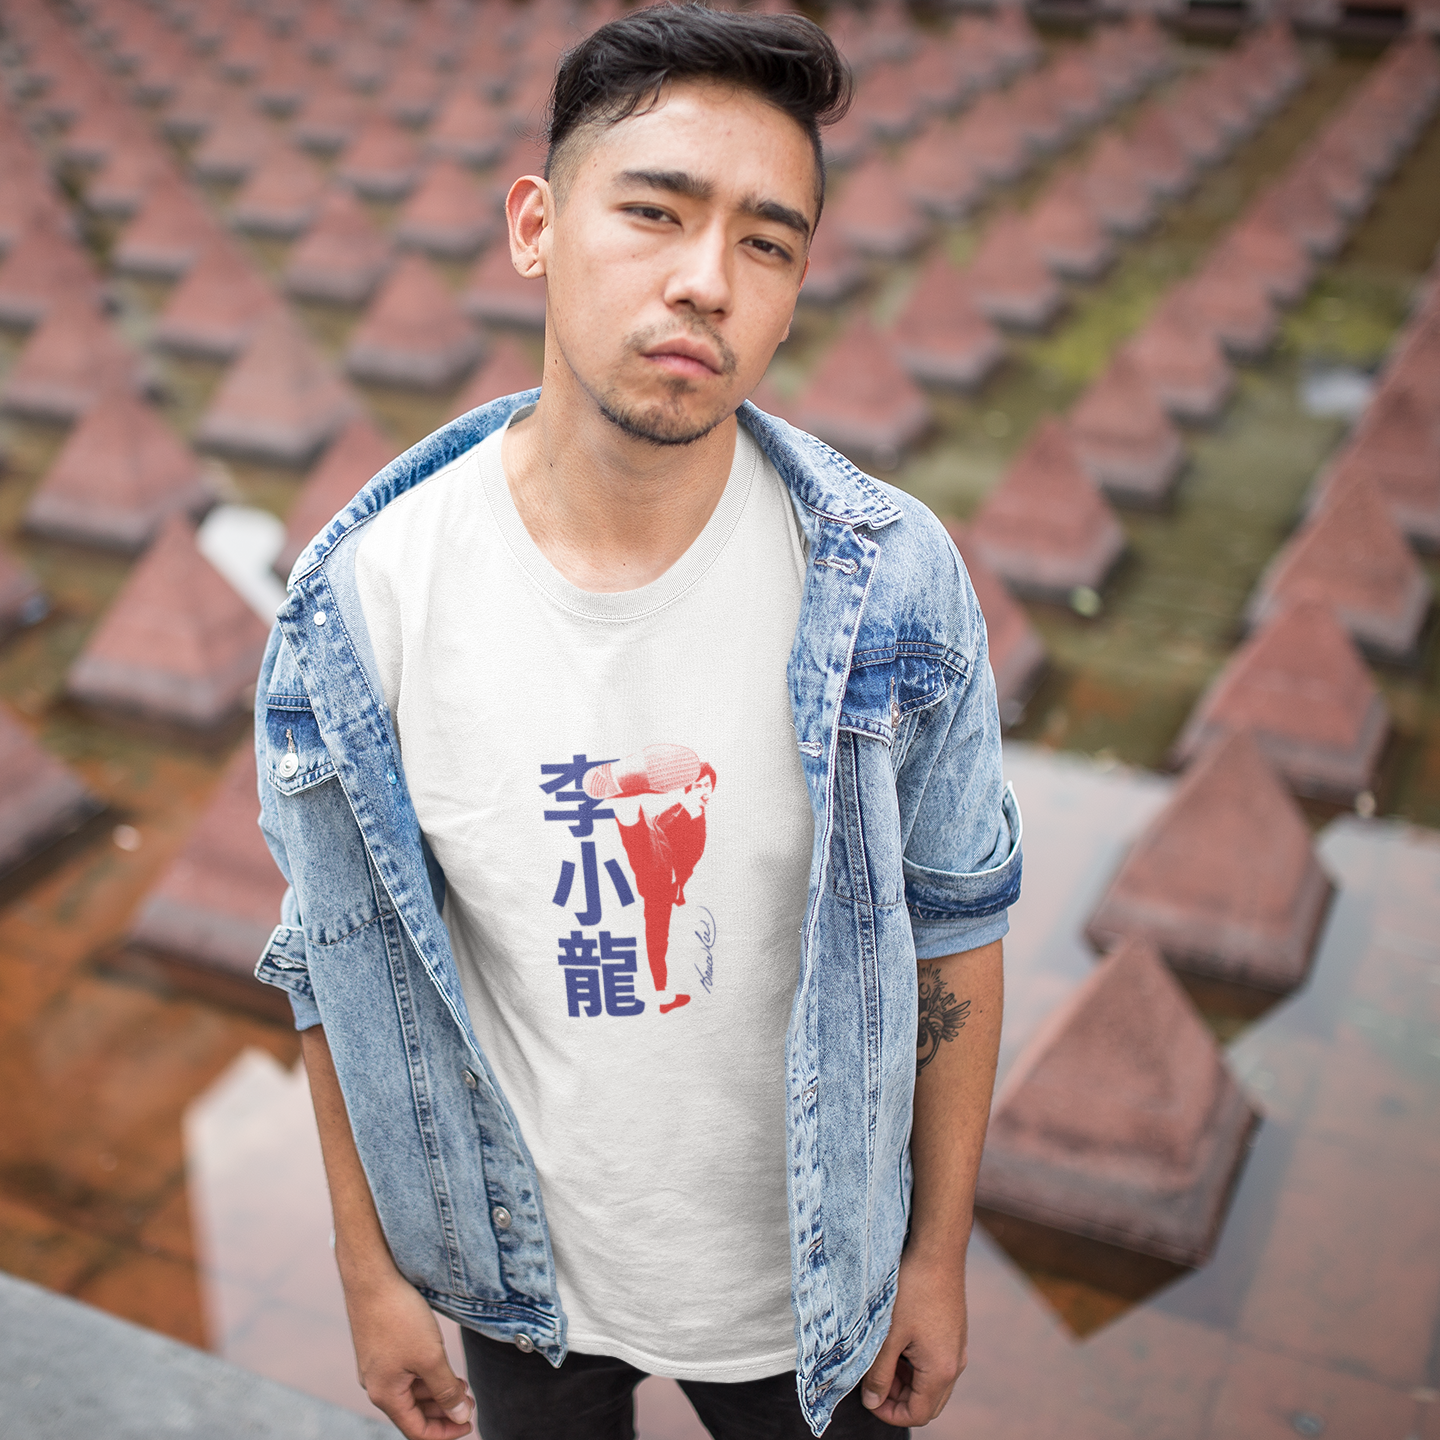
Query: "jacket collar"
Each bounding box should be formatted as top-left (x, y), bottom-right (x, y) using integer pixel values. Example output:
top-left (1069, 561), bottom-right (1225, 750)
top-left (288, 393), bottom-right (903, 584)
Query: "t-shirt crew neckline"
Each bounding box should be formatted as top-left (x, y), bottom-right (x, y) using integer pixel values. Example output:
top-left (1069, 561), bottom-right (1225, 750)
top-left (483, 405), bottom-right (761, 624)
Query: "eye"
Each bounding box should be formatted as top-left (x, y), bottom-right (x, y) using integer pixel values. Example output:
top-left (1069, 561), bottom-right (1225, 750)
top-left (746, 237), bottom-right (795, 264)
top-left (624, 204), bottom-right (674, 223)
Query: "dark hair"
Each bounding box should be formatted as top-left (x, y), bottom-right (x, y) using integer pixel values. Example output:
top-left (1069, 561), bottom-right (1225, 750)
top-left (546, 2), bottom-right (852, 223)
top-left (695, 762), bottom-right (718, 789)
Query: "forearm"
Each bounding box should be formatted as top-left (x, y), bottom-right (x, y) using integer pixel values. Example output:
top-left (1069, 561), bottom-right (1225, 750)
top-left (301, 1026), bottom-right (402, 1295)
top-left (907, 939), bottom-right (1004, 1266)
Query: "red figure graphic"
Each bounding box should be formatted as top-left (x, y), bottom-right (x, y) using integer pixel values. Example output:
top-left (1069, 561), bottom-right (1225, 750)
top-left (586, 744), bottom-right (716, 1014)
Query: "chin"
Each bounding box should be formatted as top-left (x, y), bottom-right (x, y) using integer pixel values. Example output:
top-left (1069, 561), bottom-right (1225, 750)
top-left (597, 390), bottom-right (735, 448)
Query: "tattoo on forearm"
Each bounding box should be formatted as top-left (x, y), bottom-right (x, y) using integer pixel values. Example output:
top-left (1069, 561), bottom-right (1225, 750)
top-left (916, 965), bottom-right (970, 1076)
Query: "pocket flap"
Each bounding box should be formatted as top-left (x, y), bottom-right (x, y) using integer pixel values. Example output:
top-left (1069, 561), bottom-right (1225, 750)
top-left (264, 700), bottom-right (336, 794)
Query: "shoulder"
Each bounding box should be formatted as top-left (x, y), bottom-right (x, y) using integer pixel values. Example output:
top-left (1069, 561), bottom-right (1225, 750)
top-left (866, 483), bottom-right (984, 665)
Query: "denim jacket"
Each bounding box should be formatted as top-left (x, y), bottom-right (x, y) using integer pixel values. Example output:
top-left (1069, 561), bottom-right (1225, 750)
top-left (253, 394), bottom-right (1022, 1435)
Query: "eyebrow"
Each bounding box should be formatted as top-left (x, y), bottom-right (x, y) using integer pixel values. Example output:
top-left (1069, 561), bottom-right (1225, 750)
top-left (617, 169), bottom-right (813, 242)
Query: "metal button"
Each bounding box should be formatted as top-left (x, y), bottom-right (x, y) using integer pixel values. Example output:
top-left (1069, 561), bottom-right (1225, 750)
top-left (890, 702), bottom-right (901, 727)
top-left (314, 610), bottom-right (327, 626)
top-left (492, 1206), bottom-right (512, 1230)
top-left (462, 1070), bottom-right (478, 1090)
top-left (514, 1334), bottom-right (534, 1354)
top-left (278, 753), bottom-right (300, 779)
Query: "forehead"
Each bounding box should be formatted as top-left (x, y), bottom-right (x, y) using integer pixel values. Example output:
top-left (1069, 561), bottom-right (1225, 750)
top-left (570, 80), bottom-right (818, 214)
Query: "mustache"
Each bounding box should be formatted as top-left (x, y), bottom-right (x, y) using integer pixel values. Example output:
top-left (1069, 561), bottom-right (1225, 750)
top-left (625, 320), bottom-right (738, 378)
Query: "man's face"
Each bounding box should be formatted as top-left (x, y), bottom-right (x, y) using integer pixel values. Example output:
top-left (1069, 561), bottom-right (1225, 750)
top-left (539, 81), bottom-right (815, 446)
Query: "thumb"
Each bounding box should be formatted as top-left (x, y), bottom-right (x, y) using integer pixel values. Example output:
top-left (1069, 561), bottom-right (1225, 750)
top-left (860, 1326), bottom-right (906, 1411)
top-left (418, 1356), bottom-right (473, 1426)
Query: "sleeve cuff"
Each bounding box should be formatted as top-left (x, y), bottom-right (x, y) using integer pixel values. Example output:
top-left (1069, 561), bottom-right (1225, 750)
top-left (911, 912), bottom-right (1010, 961)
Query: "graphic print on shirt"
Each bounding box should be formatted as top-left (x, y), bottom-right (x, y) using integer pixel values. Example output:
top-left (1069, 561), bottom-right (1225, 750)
top-left (542, 743), bottom-right (715, 1019)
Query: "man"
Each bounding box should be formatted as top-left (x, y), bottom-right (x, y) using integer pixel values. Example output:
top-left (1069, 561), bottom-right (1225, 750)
top-left (254, 6), bottom-right (1021, 1439)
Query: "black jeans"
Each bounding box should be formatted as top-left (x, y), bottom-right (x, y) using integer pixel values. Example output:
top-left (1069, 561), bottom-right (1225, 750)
top-left (462, 1330), bottom-right (909, 1440)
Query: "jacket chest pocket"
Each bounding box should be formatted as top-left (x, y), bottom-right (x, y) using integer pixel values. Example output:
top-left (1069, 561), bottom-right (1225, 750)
top-left (839, 641), bottom-right (960, 745)
top-left (264, 696), bottom-right (378, 947)
top-left (264, 698), bottom-right (337, 795)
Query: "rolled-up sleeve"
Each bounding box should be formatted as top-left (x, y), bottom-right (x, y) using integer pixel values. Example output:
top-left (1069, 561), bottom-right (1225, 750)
top-left (897, 570), bottom-right (1023, 959)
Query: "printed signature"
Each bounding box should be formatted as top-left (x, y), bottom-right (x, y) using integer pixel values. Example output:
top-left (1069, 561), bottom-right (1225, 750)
top-left (693, 907), bottom-right (716, 994)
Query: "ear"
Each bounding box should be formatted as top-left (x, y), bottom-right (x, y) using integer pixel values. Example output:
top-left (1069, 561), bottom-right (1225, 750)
top-left (506, 175), bottom-right (552, 279)
top-left (784, 256), bottom-right (810, 340)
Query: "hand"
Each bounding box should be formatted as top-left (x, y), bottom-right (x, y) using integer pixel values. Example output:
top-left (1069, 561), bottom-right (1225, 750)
top-left (344, 1267), bottom-right (475, 1439)
top-left (859, 1247), bottom-right (968, 1427)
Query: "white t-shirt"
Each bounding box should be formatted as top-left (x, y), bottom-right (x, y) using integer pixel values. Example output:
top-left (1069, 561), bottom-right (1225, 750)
top-left (354, 416), bottom-right (814, 1381)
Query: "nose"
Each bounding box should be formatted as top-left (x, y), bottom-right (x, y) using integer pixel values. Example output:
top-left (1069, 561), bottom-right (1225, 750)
top-left (662, 218), bottom-right (732, 317)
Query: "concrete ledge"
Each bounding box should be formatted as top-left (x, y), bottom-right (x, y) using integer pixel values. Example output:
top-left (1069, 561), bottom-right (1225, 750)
top-left (0, 1273), bottom-right (394, 1438)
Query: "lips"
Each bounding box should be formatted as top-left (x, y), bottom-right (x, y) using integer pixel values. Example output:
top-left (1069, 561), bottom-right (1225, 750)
top-left (643, 338), bottom-right (723, 376)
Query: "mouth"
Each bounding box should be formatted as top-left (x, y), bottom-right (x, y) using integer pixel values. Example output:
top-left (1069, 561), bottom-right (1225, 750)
top-left (641, 338), bottom-right (725, 380)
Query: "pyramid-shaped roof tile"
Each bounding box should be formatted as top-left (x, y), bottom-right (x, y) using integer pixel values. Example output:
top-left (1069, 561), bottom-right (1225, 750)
top-left (346, 253), bottom-right (483, 390)
top-left (1049, 51), bottom-right (1109, 128)
top-left (1214, 213), bottom-right (1314, 307)
top-left (426, 87), bottom-right (508, 168)
top-left (112, 171), bottom-right (224, 279)
top-left (1126, 308), bottom-right (1233, 423)
top-left (0, 216), bottom-right (103, 327)
top-left (196, 309), bottom-right (359, 465)
top-left (25, 390), bottom-right (211, 553)
top-left (127, 741), bottom-right (287, 1000)
top-left (448, 337), bottom-right (543, 421)
top-left (1324, 380), bottom-right (1440, 549)
top-left (1086, 732), bottom-right (1332, 992)
top-left (66, 515), bottom-right (270, 728)
top-left (396, 158), bottom-right (497, 259)
top-left (153, 239), bottom-right (284, 361)
top-left (1174, 262), bottom-right (1277, 360)
top-left (337, 114), bottom-right (423, 201)
top-left (86, 134), bottom-right (172, 220)
top-left (291, 77), bottom-right (366, 155)
top-left (0, 297), bottom-right (143, 423)
top-left (1172, 600), bottom-right (1388, 801)
top-left (1257, 171), bottom-right (1346, 261)
top-left (898, 121), bottom-right (985, 221)
top-left (279, 415), bottom-right (399, 576)
top-left (796, 221), bottom-right (865, 307)
top-left (1250, 471), bottom-right (1431, 661)
top-left (161, 71), bottom-right (229, 143)
top-left (855, 59), bottom-right (925, 142)
top-left (1128, 103), bottom-right (1196, 198)
top-left (977, 935), bottom-right (1256, 1267)
top-left (1068, 350), bottom-right (1184, 507)
top-left (792, 316), bottom-right (930, 461)
top-left (1083, 133), bottom-right (1157, 237)
top-left (0, 544), bottom-right (45, 639)
top-left (820, 103), bottom-right (873, 171)
top-left (192, 100), bottom-right (274, 185)
top-left (230, 142), bottom-right (327, 238)
top-left (0, 705), bottom-right (100, 878)
top-left (946, 521), bottom-right (1046, 726)
top-left (462, 241), bottom-right (547, 329)
top-left (1027, 172), bottom-right (1115, 282)
top-left (968, 417), bottom-right (1126, 599)
top-left (908, 40), bottom-right (972, 113)
top-left (284, 185), bottom-right (394, 304)
top-left (893, 252), bottom-right (1004, 390)
top-left (968, 211), bottom-right (1063, 331)
top-left (832, 157), bottom-right (929, 259)
top-left (383, 58), bottom-right (445, 128)
top-left (954, 92), bottom-right (1031, 185)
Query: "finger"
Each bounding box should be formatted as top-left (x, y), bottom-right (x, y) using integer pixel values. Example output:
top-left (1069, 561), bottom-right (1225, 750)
top-left (415, 1354), bottom-right (475, 1429)
top-left (860, 1328), bottom-right (908, 1411)
top-left (880, 1352), bottom-right (958, 1427)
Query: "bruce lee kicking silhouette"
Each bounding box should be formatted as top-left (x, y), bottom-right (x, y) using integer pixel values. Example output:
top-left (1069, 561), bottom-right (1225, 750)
top-left (585, 744), bottom-right (716, 1014)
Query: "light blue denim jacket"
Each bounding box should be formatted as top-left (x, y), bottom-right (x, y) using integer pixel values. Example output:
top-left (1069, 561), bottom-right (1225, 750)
top-left (253, 393), bottom-right (1022, 1435)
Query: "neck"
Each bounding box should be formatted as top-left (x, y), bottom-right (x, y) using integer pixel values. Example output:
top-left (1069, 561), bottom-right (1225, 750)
top-left (502, 348), bottom-right (739, 594)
